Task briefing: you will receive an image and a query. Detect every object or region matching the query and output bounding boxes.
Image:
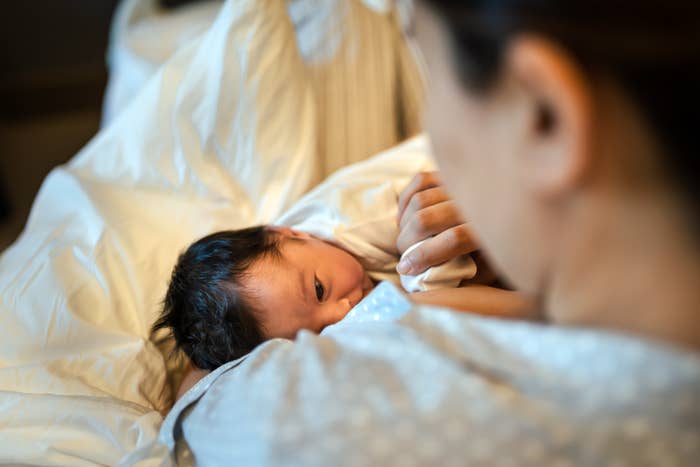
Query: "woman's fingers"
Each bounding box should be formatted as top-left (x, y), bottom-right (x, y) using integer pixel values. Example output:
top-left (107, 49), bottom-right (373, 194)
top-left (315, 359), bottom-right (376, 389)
top-left (397, 223), bottom-right (478, 275)
top-left (396, 170), bottom-right (478, 275)
top-left (398, 186), bottom-right (452, 230)
top-left (397, 171), bottom-right (442, 222)
top-left (396, 200), bottom-right (465, 252)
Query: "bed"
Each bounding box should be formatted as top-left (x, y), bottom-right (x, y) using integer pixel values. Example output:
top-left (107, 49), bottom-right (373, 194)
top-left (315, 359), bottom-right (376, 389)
top-left (0, 0), bottom-right (424, 464)
top-left (4, 1), bottom-right (697, 465)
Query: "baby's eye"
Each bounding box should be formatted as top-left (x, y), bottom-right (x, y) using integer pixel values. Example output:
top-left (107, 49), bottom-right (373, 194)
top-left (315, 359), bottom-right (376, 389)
top-left (314, 276), bottom-right (325, 302)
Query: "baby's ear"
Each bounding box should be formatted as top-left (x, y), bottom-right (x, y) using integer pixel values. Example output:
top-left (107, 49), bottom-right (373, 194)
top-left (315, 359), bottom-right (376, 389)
top-left (267, 226), bottom-right (311, 239)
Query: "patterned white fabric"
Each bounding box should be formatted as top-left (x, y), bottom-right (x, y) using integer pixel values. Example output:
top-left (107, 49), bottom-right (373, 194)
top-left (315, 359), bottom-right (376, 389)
top-left (144, 282), bottom-right (700, 466)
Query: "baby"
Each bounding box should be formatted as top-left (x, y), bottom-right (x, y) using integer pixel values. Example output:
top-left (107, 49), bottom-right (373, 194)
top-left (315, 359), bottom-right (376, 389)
top-left (153, 222), bottom-right (535, 379)
top-left (153, 225), bottom-right (376, 372)
top-left (153, 223), bottom-right (538, 405)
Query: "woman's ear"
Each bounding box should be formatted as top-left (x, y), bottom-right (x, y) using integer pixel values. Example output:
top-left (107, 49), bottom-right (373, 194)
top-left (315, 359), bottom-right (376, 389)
top-left (267, 226), bottom-right (311, 239)
top-left (505, 35), bottom-right (594, 198)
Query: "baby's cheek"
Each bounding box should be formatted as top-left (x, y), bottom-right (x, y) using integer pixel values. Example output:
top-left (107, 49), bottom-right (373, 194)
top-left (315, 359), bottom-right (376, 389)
top-left (328, 300), bottom-right (352, 327)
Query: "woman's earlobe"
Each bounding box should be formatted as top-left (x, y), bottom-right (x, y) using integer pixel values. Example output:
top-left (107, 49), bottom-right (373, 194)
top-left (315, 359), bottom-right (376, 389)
top-left (507, 34), bottom-right (593, 197)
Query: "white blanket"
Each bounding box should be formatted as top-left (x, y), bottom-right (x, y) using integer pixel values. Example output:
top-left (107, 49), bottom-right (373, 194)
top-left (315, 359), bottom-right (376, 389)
top-left (133, 282), bottom-right (700, 466)
top-left (0, 0), bottom-right (422, 464)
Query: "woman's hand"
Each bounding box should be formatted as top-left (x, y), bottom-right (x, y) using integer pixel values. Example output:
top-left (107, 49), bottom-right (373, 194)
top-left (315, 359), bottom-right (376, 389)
top-left (396, 171), bottom-right (479, 275)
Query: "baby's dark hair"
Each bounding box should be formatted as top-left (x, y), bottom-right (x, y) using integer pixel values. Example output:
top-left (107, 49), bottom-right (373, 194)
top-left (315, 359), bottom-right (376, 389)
top-left (152, 226), bottom-right (280, 370)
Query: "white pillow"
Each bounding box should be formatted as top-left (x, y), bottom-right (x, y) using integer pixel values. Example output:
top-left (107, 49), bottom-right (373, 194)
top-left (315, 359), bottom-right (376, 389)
top-left (105, 0), bottom-right (425, 179)
top-left (103, 0), bottom-right (224, 127)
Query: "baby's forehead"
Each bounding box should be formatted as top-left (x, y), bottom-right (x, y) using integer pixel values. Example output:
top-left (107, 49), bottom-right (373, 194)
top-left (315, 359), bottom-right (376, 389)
top-left (243, 243), bottom-right (310, 338)
top-left (277, 236), bottom-right (317, 260)
top-left (243, 236), bottom-right (317, 291)
top-left (247, 241), bottom-right (302, 280)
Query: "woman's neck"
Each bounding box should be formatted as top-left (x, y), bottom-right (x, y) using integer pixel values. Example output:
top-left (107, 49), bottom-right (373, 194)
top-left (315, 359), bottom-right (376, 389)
top-left (546, 189), bottom-right (700, 351)
top-left (543, 79), bottom-right (700, 352)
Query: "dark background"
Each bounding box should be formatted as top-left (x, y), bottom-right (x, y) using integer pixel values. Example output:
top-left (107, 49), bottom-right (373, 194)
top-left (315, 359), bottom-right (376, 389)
top-left (0, 0), bottom-right (201, 251)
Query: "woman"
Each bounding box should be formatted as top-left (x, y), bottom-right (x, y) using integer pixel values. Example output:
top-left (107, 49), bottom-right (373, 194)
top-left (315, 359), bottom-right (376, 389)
top-left (401, 0), bottom-right (700, 351)
top-left (154, 1), bottom-right (700, 465)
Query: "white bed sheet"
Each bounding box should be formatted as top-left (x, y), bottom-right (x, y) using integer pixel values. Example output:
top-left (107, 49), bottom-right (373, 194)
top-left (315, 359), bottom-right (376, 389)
top-left (0, 0), bottom-right (423, 464)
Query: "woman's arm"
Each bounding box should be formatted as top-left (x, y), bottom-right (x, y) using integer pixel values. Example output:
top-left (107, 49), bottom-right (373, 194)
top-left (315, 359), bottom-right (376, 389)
top-left (409, 285), bottom-right (539, 320)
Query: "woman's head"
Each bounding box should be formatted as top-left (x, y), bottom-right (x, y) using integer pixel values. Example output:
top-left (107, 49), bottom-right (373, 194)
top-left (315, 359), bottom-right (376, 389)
top-left (414, 1), bottom-right (700, 299)
top-left (154, 226), bottom-right (371, 370)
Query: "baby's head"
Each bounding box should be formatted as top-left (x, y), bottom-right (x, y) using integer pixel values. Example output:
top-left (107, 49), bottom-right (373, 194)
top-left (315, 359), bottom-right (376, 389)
top-left (153, 225), bottom-right (372, 370)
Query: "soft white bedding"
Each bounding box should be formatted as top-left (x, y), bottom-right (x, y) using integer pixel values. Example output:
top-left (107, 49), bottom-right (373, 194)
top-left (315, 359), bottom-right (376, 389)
top-left (104, 0), bottom-right (424, 178)
top-left (3, 1), bottom-right (698, 465)
top-left (137, 282), bottom-right (700, 466)
top-left (0, 0), bottom-right (423, 464)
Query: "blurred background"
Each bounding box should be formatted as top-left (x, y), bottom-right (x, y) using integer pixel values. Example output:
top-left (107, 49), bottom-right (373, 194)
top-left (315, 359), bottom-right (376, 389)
top-left (0, 0), bottom-right (197, 251)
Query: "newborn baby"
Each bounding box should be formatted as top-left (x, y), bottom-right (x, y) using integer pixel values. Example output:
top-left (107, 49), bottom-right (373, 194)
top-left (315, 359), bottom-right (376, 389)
top-left (155, 222), bottom-right (534, 400)
top-left (153, 225), bottom-right (377, 372)
top-left (154, 138), bottom-right (535, 399)
top-left (154, 215), bottom-right (490, 375)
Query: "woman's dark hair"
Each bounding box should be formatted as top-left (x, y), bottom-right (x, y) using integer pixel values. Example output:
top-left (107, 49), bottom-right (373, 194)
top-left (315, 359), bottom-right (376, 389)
top-left (423, 0), bottom-right (700, 228)
top-left (152, 226), bottom-right (280, 370)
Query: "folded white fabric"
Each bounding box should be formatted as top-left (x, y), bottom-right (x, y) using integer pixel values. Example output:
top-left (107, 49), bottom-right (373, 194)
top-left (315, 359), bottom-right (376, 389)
top-left (399, 240), bottom-right (476, 292)
top-left (276, 135), bottom-right (478, 293)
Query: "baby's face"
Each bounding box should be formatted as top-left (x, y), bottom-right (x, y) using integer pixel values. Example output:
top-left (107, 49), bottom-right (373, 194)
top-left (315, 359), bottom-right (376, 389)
top-left (244, 227), bottom-right (374, 338)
